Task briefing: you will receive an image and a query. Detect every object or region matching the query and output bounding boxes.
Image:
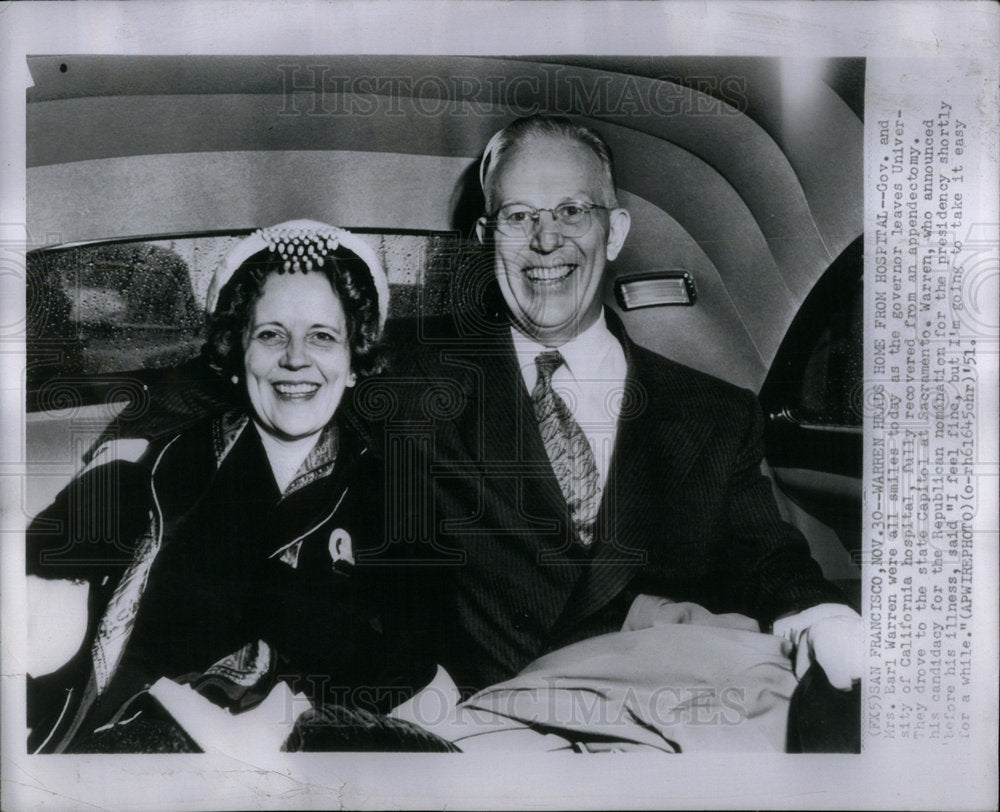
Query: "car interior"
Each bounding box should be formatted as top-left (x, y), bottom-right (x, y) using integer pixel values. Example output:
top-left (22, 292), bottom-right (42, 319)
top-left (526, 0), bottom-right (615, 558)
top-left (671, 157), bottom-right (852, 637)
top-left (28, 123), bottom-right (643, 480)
top-left (24, 54), bottom-right (864, 645)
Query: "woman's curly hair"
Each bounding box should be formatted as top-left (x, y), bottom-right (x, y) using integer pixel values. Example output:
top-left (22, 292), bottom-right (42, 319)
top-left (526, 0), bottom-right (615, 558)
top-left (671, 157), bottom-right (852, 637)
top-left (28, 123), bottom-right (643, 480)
top-left (204, 246), bottom-right (386, 382)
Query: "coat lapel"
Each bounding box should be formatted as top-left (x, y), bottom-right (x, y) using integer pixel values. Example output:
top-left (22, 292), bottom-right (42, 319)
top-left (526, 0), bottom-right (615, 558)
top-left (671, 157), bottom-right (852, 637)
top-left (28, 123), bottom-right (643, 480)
top-left (428, 309), bottom-right (720, 635)
top-left (444, 327), bottom-right (578, 558)
top-left (553, 324), bottom-right (717, 633)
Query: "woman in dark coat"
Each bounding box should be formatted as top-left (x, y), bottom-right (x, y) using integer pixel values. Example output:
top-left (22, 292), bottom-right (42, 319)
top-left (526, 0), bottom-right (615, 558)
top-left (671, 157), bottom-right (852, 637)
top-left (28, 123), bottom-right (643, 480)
top-left (27, 221), bottom-right (442, 753)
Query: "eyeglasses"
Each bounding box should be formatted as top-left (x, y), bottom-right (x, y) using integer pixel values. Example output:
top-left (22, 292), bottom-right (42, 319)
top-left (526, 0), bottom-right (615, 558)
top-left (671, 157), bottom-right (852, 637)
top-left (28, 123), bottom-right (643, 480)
top-left (488, 201), bottom-right (610, 238)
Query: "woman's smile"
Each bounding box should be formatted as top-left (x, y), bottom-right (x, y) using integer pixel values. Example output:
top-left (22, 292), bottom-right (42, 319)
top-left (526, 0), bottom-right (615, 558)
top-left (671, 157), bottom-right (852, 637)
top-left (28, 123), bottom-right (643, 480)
top-left (272, 381), bottom-right (322, 399)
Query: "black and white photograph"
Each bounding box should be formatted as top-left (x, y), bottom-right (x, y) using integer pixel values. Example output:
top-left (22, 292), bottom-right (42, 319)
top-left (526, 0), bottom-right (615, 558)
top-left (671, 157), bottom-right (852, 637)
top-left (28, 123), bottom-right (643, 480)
top-left (1, 2), bottom-right (997, 810)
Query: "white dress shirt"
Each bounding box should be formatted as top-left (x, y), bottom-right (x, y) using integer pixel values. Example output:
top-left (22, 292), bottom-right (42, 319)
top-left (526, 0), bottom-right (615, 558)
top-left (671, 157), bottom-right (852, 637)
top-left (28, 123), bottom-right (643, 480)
top-left (511, 311), bottom-right (627, 491)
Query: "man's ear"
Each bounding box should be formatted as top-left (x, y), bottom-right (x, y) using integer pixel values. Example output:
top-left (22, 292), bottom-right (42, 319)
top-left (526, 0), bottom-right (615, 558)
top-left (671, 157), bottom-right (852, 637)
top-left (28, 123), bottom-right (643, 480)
top-left (605, 208), bottom-right (631, 261)
top-left (474, 217), bottom-right (488, 244)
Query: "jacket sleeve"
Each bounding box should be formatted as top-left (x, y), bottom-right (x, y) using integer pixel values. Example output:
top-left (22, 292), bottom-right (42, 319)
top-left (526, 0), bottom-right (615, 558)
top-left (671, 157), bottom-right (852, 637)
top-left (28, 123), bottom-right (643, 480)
top-left (719, 389), bottom-right (848, 629)
top-left (26, 456), bottom-right (153, 584)
top-left (26, 453), bottom-right (156, 735)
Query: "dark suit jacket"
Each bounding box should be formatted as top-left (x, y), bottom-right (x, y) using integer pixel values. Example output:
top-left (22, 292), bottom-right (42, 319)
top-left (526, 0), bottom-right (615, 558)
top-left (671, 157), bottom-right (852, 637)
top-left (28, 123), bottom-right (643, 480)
top-left (369, 308), bottom-right (846, 693)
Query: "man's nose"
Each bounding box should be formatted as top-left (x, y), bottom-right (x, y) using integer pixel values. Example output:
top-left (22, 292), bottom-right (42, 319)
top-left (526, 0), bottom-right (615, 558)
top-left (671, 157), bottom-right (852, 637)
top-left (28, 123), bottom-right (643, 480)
top-left (280, 336), bottom-right (310, 368)
top-left (529, 211), bottom-right (564, 253)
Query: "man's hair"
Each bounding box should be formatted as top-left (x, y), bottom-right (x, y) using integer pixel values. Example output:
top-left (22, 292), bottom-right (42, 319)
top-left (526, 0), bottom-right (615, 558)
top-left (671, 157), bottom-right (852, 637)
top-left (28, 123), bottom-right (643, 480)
top-left (479, 115), bottom-right (619, 212)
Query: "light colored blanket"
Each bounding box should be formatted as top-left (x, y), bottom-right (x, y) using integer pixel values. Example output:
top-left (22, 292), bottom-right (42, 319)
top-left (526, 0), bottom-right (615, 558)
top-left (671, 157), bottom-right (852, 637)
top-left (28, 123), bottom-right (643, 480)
top-left (393, 601), bottom-right (796, 752)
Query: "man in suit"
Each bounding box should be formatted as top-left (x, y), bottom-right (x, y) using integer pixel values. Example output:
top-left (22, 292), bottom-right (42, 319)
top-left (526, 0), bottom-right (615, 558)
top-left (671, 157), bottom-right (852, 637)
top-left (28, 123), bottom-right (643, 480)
top-left (378, 115), bottom-right (862, 704)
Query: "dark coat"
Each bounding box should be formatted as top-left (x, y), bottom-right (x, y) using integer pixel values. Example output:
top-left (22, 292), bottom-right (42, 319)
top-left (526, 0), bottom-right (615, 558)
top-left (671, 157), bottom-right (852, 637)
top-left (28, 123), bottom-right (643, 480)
top-left (27, 407), bottom-right (435, 752)
top-left (368, 309), bottom-right (846, 693)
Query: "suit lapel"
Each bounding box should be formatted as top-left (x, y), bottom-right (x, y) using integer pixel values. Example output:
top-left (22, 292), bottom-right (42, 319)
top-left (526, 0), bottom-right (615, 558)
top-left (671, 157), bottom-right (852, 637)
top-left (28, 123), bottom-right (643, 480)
top-left (554, 326), bottom-right (716, 633)
top-left (428, 310), bottom-right (720, 635)
top-left (445, 328), bottom-right (576, 556)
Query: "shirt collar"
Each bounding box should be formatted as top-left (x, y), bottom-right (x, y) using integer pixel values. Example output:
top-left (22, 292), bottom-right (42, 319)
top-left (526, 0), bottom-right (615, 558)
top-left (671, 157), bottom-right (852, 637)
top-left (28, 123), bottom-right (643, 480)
top-left (262, 421), bottom-right (339, 497)
top-left (510, 310), bottom-right (620, 381)
top-left (213, 409), bottom-right (340, 497)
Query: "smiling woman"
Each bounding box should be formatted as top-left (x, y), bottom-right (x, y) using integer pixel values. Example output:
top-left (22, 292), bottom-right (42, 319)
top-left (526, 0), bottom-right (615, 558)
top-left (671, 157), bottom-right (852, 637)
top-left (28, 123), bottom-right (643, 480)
top-left (26, 221), bottom-right (444, 753)
top-left (243, 273), bottom-right (357, 445)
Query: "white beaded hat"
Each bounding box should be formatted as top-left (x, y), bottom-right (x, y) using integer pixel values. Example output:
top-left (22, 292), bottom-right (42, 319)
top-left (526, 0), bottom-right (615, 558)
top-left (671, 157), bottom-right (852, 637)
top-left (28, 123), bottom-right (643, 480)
top-left (206, 219), bottom-right (389, 329)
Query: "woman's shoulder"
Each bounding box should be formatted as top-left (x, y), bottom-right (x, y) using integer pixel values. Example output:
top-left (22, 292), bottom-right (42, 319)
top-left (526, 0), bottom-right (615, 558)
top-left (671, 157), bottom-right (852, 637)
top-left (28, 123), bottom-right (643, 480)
top-left (86, 410), bottom-right (231, 473)
top-left (81, 356), bottom-right (236, 462)
top-left (81, 437), bottom-right (156, 472)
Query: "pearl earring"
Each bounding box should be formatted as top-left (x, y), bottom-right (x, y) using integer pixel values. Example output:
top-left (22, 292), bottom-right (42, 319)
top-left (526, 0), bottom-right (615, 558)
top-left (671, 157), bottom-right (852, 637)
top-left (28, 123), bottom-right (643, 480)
top-left (231, 374), bottom-right (239, 385)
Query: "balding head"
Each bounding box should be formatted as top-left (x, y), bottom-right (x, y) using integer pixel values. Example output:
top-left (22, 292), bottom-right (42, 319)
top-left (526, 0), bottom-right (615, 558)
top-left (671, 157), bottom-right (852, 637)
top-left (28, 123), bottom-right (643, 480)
top-left (479, 115), bottom-right (619, 214)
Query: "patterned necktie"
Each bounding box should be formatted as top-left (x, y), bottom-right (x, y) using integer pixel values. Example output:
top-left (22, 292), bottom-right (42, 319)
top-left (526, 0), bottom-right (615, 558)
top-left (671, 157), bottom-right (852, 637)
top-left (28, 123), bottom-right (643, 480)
top-left (531, 351), bottom-right (601, 546)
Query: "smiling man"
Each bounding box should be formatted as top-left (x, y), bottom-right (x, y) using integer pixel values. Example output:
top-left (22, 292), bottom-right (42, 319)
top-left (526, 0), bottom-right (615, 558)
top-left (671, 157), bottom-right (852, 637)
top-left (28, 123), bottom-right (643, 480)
top-left (384, 116), bottom-right (862, 735)
top-left (475, 121), bottom-right (631, 347)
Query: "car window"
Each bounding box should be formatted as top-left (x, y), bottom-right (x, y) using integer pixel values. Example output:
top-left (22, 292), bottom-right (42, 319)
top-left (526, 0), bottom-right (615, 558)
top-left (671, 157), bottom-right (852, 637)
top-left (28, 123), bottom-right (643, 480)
top-left (760, 236), bottom-right (863, 429)
top-left (26, 231), bottom-right (457, 411)
top-left (28, 241), bottom-right (208, 386)
top-left (796, 279), bottom-right (863, 426)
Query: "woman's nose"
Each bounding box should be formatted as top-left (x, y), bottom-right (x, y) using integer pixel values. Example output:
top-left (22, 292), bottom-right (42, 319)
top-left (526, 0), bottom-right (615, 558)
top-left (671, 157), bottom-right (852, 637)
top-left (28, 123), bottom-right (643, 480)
top-left (529, 211), bottom-right (564, 253)
top-left (280, 336), bottom-right (310, 368)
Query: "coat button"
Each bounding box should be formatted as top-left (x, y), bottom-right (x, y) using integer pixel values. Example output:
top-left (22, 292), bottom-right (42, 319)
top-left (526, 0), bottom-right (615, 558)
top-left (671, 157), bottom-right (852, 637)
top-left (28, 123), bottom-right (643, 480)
top-left (512, 610), bottom-right (533, 632)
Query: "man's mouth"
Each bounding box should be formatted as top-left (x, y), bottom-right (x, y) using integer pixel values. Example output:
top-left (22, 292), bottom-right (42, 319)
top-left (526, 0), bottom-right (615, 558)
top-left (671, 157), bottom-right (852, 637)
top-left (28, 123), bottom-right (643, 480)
top-left (272, 382), bottom-right (321, 400)
top-left (523, 264), bottom-right (576, 284)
